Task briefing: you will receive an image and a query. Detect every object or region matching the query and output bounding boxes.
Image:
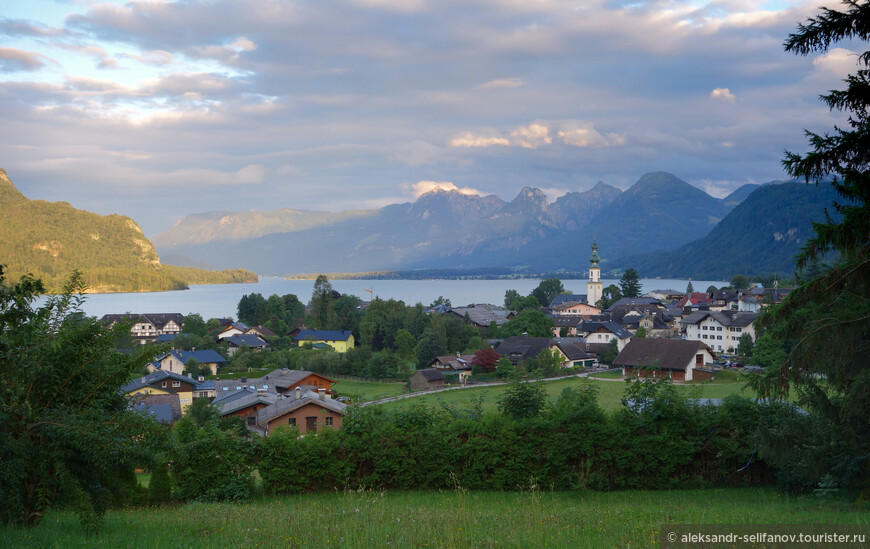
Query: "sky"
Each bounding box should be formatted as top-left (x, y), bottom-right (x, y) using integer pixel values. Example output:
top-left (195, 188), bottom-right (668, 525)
top-left (0, 0), bottom-right (860, 236)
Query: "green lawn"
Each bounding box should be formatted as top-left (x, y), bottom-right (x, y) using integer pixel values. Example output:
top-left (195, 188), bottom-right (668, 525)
top-left (331, 379), bottom-right (406, 403)
top-left (380, 375), bottom-right (755, 413)
top-left (3, 488), bottom-right (866, 548)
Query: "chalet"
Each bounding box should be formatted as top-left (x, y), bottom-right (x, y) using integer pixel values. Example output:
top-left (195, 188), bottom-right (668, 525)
top-left (429, 353), bottom-right (474, 372)
top-left (214, 389), bottom-right (279, 428)
top-left (681, 310), bottom-right (758, 354)
top-left (295, 330), bottom-right (355, 353)
top-left (213, 369), bottom-right (335, 401)
top-left (225, 334), bottom-right (270, 356)
top-left (100, 313), bottom-right (184, 345)
top-left (216, 322), bottom-right (249, 340)
top-left (150, 348), bottom-right (227, 376)
top-left (409, 368), bottom-right (445, 391)
top-left (577, 321), bottom-right (633, 355)
top-left (549, 338), bottom-right (598, 368)
top-left (613, 339), bottom-right (715, 382)
top-left (552, 315), bottom-right (584, 337)
top-left (257, 387), bottom-right (348, 435)
top-left (120, 370), bottom-right (211, 411)
top-left (245, 325), bottom-right (277, 340)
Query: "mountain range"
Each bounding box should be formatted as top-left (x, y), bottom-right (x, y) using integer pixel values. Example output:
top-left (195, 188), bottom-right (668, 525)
top-left (154, 171), bottom-right (834, 278)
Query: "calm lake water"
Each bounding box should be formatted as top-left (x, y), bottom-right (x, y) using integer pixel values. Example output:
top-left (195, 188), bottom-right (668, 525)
top-left (55, 277), bottom-right (727, 320)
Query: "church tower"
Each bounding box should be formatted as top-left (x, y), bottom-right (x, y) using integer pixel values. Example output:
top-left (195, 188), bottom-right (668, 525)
top-left (586, 236), bottom-right (603, 307)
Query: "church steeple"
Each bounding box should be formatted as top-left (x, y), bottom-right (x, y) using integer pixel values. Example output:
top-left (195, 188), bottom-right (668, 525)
top-left (586, 235), bottom-right (603, 308)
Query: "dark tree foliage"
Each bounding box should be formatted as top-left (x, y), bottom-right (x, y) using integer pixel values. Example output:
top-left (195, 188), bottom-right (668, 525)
top-left (0, 269), bottom-right (168, 528)
top-left (618, 268), bottom-right (642, 298)
top-left (472, 347), bottom-right (501, 374)
top-left (597, 284), bottom-right (622, 310)
top-left (309, 274), bottom-right (337, 329)
top-left (754, 0), bottom-right (870, 499)
top-left (499, 309), bottom-right (554, 338)
top-left (531, 278), bottom-right (566, 308)
top-left (497, 379), bottom-right (548, 420)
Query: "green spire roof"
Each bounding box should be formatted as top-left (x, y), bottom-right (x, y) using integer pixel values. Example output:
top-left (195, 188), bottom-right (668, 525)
top-left (589, 236), bottom-right (600, 267)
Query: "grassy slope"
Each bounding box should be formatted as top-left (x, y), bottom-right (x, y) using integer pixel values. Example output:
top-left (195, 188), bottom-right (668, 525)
top-left (3, 488), bottom-right (867, 548)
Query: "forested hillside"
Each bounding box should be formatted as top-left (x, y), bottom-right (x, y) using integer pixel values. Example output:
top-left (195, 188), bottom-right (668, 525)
top-left (0, 169), bottom-right (255, 293)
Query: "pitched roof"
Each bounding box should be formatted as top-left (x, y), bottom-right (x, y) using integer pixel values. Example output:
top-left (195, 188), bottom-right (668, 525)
top-left (613, 339), bottom-right (708, 371)
top-left (495, 336), bottom-right (552, 363)
top-left (296, 330), bottom-right (353, 342)
top-left (550, 294), bottom-right (588, 308)
top-left (121, 369), bottom-right (208, 393)
top-left (225, 334), bottom-right (269, 348)
top-left (449, 304), bottom-right (514, 327)
top-left (246, 325), bottom-right (277, 338)
top-left (217, 390), bottom-right (279, 416)
top-left (551, 338), bottom-right (594, 360)
top-left (101, 313), bottom-right (184, 329)
top-left (579, 321), bottom-right (633, 340)
top-left (607, 297), bottom-right (662, 311)
top-left (257, 390), bottom-right (347, 424)
top-left (166, 349), bottom-right (227, 364)
top-left (131, 393), bottom-right (182, 423)
top-left (213, 369), bottom-right (333, 396)
top-left (413, 368), bottom-right (445, 381)
top-left (681, 310), bottom-right (758, 327)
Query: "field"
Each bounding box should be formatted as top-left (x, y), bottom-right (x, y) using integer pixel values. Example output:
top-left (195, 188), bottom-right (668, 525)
top-left (3, 488), bottom-right (867, 548)
top-left (379, 372), bottom-right (755, 413)
top-left (331, 378), bottom-right (406, 402)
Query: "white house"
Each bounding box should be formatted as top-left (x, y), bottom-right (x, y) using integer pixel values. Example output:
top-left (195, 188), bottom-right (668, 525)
top-left (681, 310), bottom-right (758, 354)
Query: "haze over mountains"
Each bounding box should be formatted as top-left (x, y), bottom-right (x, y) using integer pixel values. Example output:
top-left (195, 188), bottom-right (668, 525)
top-left (154, 172), bottom-right (836, 279)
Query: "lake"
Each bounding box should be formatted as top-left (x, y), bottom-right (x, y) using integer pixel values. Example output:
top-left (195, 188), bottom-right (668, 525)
top-left (50, 277), bottom-right (727, 320)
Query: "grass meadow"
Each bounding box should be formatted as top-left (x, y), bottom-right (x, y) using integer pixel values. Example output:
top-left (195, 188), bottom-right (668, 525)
top-left (3, 487), bottom-right (867, 548)
top-left (379, 372), bottom-right (755, 413)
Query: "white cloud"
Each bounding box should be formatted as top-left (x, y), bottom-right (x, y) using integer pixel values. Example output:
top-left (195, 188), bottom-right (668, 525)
top-left (120, 50), bottom-right (174, 66)
top-left (407, 180), bottom-right (483, 198)
top-left (812, 47), bottom-right (859, 78)
top-left (510, 123), bottom-right (552, 149)
top-left (0, 47), bottom-right (58, 71)
top-left (710, 87), bottom-right (736, 102)
top-left (476, 78), bottom-right (523, 90)
top-left (449, 132), bottom-right (511, 148)
top-left (557, 121), bottom-right (622, 148)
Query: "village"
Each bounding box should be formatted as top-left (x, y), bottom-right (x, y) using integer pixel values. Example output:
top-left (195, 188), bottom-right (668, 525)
top-left (112, 240), bottom-right (783, 437)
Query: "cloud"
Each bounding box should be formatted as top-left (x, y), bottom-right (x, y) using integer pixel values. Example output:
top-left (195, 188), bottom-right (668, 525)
top-left (451, 120), bottom-right (623, 150)
top-left (407, 180), bottom-right (484, 198)
top-left (710, 87), bottom-right (736, 102)
top-left (511, 123), bottom-right (552, 149)
top-left (449, 132), bottom-right (511, 148)
top-left (476, 78), bottom-right (523, 90)
top-left (53, 43), bottom-right (119, 70)
top-left (812, 47), bottom-right (859, 78)
top-left (119, 50), bottom-right (174, 66)
top-left (0, 47), bottom-right (57, 72)
top-left (0, 19), bottom-right (65, 37)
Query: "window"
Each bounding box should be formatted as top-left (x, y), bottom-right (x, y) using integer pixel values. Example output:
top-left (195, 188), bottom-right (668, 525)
top-left (702, 326), bottom-right (708, 330)
top-left (247, 416), bottom-right (256, 426)
top-left (288, 418), bottom-right (296, 426)
top-left (717, 336), bottom-right (722, 340)
top-left (325, 417), bottom-right (333, 426)
top-left (172, 380), bottom-right (181, 387)
top-left (161, 381), bottom-right (167, 388)
top-left (717, 327), bottom-right (722, 331)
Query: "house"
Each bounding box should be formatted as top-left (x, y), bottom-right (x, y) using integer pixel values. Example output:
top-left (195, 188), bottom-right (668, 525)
top-left (257, 387), bottom-right (347, 435)
top-left (409, 368), bottom-right (445, 391)
top-left (213, 369), bottom-right (335, 400)
top-left (121, 370), bottom-right (211, 411)
top-left (213, 388), bottom-right (279, 428)
top-left (645, 289), bottom-right (684, 302)
top-left (216, 322), bottom-right (249, 340)
top-left (549, 294), bottom-right (589, 308)
top-left (245, 325), bottom-right (277, 340)
top-left (495, 336), bottom-right (554, 365)
top-left (100, 313), bottom-right (185, 345)
top-left (549, 338), bottom-right (598, 368)
top-left (552, 315), bottom-right (585, 337)
top-left (681, 310), bottom-right (758, 354)
top-left (448, 304), bottom-right (515, 330)
top-left (295, 330), bottom-right (355, 353)
top-left (576, 321), bottom-right (633, 355)
top-left (225, 334), bottom-right (270, 356)
top-left (550, 301), bottom-right (601, 317)
top-left (613, 339), bottom-right (715, 382)
top-left (429, 353), bottom-right (474, 372)
top-left (150, 348), bottom-right (227, 376)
